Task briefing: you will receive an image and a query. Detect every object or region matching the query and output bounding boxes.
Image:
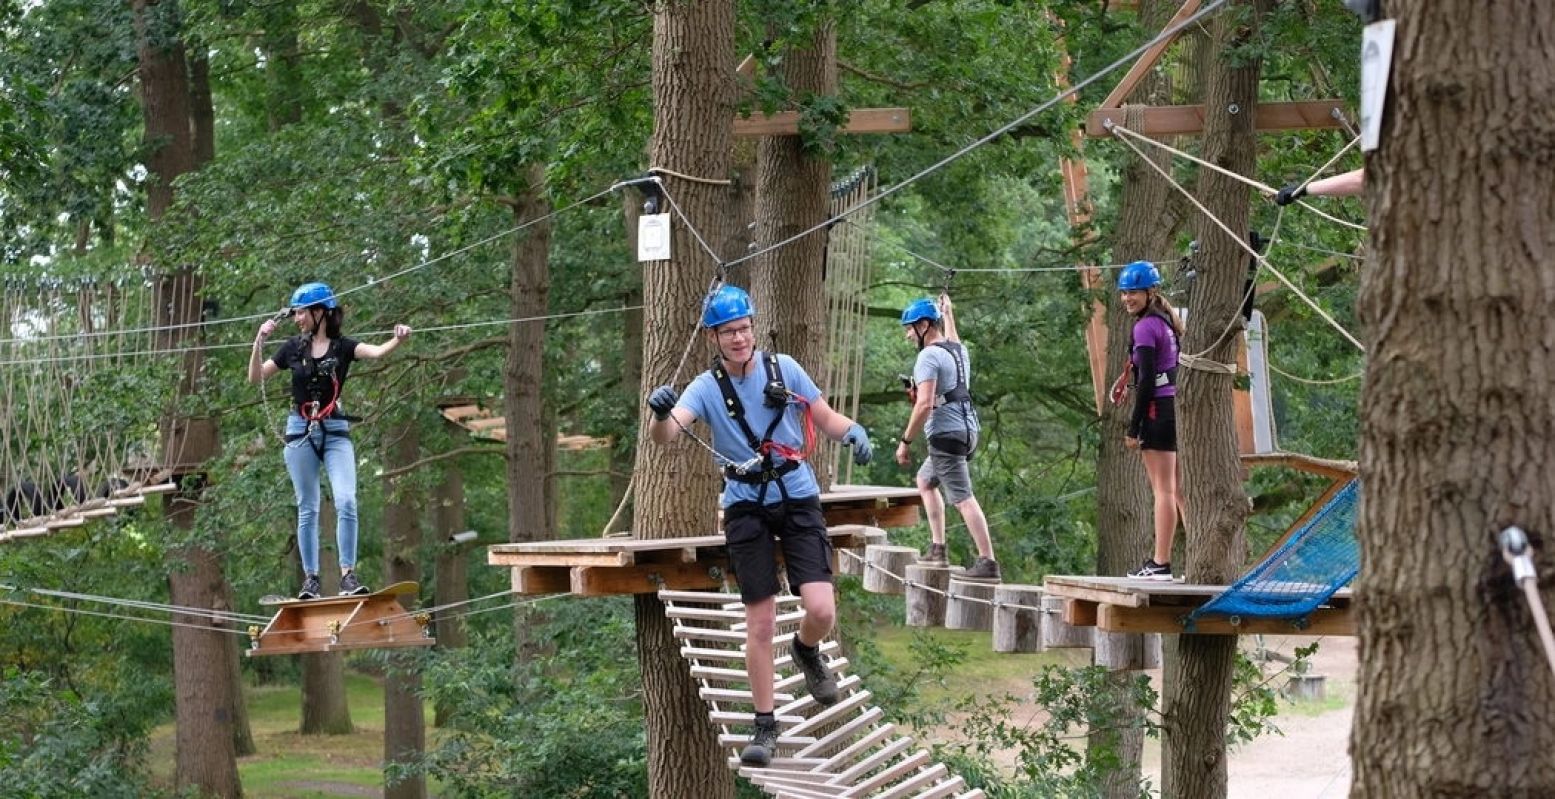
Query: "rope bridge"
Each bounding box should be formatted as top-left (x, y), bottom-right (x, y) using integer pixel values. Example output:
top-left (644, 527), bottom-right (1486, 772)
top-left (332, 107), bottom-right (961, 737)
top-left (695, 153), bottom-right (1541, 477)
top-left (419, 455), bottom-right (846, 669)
top-left (661, 588), bottom-right (985, 798)
top-left (0, 276), bottom-right (181, 541)
top-left (1186, 478), bottom-right (1360, 629)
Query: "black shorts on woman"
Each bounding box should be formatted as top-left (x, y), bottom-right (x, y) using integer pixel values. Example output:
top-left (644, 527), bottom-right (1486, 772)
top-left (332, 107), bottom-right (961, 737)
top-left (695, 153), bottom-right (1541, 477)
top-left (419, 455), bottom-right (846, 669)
top-left (1139, 395), bottom-right (1177, 452)
top-left (723, 497), bottom-right (833, 604)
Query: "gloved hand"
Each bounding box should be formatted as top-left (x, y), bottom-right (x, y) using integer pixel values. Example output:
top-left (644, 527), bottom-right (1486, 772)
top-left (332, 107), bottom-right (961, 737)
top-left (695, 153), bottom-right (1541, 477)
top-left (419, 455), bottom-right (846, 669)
top-left (1274, 183), bottom-right (1307, 206)
top-left (843, 423), bottom-right (873, 466)
top-left (647, 385), bottom-right (679, 421)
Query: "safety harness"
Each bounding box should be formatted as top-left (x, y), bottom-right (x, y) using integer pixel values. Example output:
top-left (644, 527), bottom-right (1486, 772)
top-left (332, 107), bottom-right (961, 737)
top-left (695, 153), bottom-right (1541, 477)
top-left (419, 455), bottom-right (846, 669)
top-left (1134, 311), bottom-right (1180, 392)
top-left (928, 341), bottom-right (977, 457)
top-left (711, 351), bottom-right (812, 505)
top-left (283, 336), bottom-right (357, 460)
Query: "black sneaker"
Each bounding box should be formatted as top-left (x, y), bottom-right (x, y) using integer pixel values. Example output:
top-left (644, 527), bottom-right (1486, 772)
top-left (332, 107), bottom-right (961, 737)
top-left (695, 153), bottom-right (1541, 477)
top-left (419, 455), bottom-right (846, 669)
top-left (1129, 558), bottom-right (1173, 581)
top-left (339, 570), bottom-right (369, 596)
top-left (918, 542), bottom-right (948, 567)
top-left (791, 639), bottom-right (839, 706)
top-left (962, 557), bottom-right (1001, 582)
top-left (740, 716), bottom-right (780, 767)
top-left (298, 574), bottom-right (322, 600)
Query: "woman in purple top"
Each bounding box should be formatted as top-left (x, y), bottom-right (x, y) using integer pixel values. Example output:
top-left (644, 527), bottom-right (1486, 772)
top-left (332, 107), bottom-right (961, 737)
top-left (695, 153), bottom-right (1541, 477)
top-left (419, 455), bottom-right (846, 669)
top-left (1110, 261), bottom-right (1185, 581)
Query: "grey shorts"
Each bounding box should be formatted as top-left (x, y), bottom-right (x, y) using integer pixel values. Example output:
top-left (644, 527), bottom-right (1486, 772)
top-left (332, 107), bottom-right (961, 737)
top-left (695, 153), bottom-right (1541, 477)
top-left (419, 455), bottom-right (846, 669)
top-left (916, 431), bottom-right (978, 505)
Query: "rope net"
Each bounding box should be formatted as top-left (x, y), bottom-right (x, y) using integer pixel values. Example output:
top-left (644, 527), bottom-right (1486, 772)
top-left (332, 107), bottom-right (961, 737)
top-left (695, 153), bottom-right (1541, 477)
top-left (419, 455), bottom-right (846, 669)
top-left (1187, 478), bottom-right (1360, 627)
top-left (819, 167), bottom-right (877, 490)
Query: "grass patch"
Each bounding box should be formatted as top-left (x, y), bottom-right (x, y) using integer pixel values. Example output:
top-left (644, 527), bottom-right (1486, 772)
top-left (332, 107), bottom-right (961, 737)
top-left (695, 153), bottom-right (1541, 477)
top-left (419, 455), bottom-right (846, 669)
top-left (149, 672), bottom-right (439, 798)
top-left (872, 625), bottom-right (1090, 704)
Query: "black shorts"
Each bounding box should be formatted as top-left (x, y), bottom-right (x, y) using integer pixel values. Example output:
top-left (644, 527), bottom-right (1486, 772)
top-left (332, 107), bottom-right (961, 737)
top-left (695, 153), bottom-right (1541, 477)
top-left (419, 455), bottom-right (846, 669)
top-left (1140, 396), bottom-right (1177, 452)
top-left (723, 497), bottom-right (833, 603)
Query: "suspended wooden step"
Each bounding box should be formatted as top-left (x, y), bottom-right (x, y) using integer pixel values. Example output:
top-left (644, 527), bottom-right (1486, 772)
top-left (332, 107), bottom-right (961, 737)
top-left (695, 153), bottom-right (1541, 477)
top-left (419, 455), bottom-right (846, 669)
top-left (661, 589), bottom-right (985, 799)
top-left (0, 477), bottom-right (176, 544)
top-left (246, 581), bottom-right (433, 656)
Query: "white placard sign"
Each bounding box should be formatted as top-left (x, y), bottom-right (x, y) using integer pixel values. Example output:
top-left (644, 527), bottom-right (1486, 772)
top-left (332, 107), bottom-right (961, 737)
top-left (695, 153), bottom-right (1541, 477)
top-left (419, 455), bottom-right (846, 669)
top-left (638, 213), bottom-right (671, 262)
top-left (1359, 19), bottom-right (1397, 153)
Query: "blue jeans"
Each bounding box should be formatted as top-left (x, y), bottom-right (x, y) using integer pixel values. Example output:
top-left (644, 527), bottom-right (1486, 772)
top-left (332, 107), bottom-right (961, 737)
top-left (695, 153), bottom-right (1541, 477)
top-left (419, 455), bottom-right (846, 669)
top-left (282, 415), bottom-right (357, 575)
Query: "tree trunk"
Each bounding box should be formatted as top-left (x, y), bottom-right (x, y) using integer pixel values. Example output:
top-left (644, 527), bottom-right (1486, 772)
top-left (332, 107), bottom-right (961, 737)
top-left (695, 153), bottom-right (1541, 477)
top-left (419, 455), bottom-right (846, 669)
top-left (432, 435), bottom-right (469, 727)
top-left (1163, 3), bottom-right (1267, 797)
top-left (382, 426), bottom-right (426, 799)
top-left (300, 502), bottom-right (353, 735)
top-left (634, 1), bottom-right (738, 797)
top-left (1351, 4), bottom-right (1555, 796)
top-left (750, 22), bottom-right (835, 376)
top-left (260, 1), bottom-right (306, 131)
top-left (502, 165), bottom-right (556, 661)
top-left (135, 1), bottom-right (241, 794)
top-left (1091, 0), bottom-right (1185, 787)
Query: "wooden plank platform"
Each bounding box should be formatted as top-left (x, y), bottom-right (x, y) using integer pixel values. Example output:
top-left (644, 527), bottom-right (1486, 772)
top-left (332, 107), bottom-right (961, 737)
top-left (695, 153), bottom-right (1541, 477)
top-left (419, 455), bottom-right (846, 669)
top-left (1043, 575), bottom-right (1354, 636)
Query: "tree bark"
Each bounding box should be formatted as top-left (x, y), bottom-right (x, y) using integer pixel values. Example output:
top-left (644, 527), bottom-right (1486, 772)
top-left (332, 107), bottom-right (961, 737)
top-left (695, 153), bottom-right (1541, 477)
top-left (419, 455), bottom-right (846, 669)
top-left (1351, 4), bottom-right (1555, 796)
top-left (502, 165), bottom-right (556, 662)
top-left (135, 0), bottom-right (241, 794)
top-left (750, 22), bottom-right (836, 376)
top-left (432, 433), bottom-right (469, 727)
top-left (1091, 0), bottom-right (1185, 789)
top-left (634, 1), bottom-right (738, 796)
top-left (300, 502), bottom-right (354, 735)
top-left (1163, 2), bottom-right (1267, 797)
top-left (382, 425), bottom-right (426, 799)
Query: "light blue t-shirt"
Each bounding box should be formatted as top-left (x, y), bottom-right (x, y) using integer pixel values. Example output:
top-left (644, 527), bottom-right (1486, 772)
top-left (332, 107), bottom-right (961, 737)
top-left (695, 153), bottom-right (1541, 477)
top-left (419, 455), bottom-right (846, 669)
top-left (912, 341), bottom-right (980, 437)
top-left (676, 352), bottom-right (823, 506)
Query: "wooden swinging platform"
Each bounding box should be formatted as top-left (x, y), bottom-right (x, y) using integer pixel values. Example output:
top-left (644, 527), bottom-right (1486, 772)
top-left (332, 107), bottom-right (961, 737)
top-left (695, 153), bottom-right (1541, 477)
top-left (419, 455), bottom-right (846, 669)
top-left (1042, 575), bottom-right (1354, 636)
top-left (489, 485), bottom-right (919, 597)
top-left (246, 581), bottom-right (434, 657)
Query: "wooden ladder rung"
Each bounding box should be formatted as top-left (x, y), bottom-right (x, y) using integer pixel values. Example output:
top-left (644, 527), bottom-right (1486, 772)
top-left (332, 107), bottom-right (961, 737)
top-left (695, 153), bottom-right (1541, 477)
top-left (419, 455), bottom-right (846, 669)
top-left (718, 732), bottom-right (819, 749)
top-left (905, 775), bottom-right (967, 799)
top-left (667, 605), bottom-right (756, 622)
top-left (702, 687), bottom-right (796, 704)
top-left (787, 690), bottom-right (872, 739)
top-left (710, 710), bottom-right (805, 726)
top-left (866, 763), bottom-right (949, 799)
top-left (776, 674), bottom-right (861, 715)
top-left (729, 756), bottom-right (831, 770)
top-left (797, 708), bottom-right (888, 759)
top-left (732, 609), bottom-right (808, 630)
top-left (691, 664), bottom-right (754, 683)
top-left (840, 750), bottom-right (931, 797)
top-left (658, 589), bottom-right (743, 604)
top-left (829, 737), bottom-right (914, 786)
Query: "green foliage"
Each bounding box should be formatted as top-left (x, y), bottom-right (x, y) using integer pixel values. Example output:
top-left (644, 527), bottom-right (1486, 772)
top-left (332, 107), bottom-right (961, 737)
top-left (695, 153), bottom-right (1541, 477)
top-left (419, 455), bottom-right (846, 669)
top-left (0, 670), bottom-right (161, 798)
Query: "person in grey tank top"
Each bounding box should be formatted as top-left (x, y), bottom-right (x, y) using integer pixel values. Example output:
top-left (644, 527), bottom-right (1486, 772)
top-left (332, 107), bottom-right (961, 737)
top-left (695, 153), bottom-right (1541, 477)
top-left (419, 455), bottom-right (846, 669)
top-left (894, 295), bottom-right (1000, 582)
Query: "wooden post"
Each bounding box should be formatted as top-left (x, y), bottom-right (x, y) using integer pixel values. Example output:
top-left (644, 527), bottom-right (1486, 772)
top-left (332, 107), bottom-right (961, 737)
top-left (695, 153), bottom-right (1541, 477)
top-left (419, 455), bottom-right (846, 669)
top-left (946, 579), bottom-right (995, 632)
top-left (905, 564), bottom-right (951, 627)
top-left (992, 584), bottom-right (1044, 653)
top-left (837, 527), bottom-right (888, 577)
top-left (1093, 630), bottom-right (1149, 670)
top-left (862, 545), bottom-right (916, 595)
top-left (1041, 594), bottom-right (1092, 649)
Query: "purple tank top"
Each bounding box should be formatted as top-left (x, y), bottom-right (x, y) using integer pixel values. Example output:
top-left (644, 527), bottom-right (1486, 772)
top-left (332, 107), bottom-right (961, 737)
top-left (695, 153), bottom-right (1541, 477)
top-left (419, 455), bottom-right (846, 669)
top-left (1131, 314), bottom-right (1179, 398)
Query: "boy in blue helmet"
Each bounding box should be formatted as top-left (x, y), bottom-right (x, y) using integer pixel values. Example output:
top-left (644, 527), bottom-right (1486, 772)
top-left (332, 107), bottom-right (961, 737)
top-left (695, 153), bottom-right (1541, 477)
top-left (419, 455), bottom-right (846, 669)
top-left (895, 295), bottom-right (999, 581)
top-left (646, 284), bottom-right (873, 767)
top-left (249, 282), bottom-right (412, 599)
top-left (1110, 261), bottom-right (1185, 581)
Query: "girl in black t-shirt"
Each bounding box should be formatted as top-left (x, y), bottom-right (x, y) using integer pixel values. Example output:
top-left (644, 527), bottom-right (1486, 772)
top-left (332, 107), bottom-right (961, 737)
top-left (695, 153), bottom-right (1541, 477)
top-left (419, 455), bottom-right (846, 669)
top-left (248, 282), bottom-right (410, 599)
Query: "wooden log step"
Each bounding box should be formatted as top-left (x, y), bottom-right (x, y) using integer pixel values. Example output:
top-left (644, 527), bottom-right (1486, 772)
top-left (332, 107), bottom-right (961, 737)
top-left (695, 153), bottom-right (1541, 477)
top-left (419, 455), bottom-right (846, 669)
top-left (702, 686), bottom-right (796, 704)
top-left (717, 732), bottom-right (819, 749)
top-left (946, 580), bottom-right (995, 631)
top-left (863, 545), bottom-right (917, 594)
top-left (992, 584), bottom-right (1044, 653)
top-left (840, 749), bottom-right (931, 796)
top-left (795, 707), bottom-right (886, 758)
top-left (867, 763), bottom-right (949, 798)
top-left (906, 564), bottom-right (952, 627)
top-left (1041, 593), bottom-right (1092, 649)
top-left (786, 690), bottom-right (872, 738)
top-left (830, 736), bottom-right (913, 785)
top-left (837, 528), bottom-right (888, 576)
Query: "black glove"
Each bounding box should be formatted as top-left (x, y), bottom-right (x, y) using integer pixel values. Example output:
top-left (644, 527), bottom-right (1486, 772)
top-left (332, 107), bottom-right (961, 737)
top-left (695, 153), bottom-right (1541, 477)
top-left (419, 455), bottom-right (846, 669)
top-left (647, 385), bottom-right (679, 421)
top-left (1274, 183), bottom-right (1307, 206)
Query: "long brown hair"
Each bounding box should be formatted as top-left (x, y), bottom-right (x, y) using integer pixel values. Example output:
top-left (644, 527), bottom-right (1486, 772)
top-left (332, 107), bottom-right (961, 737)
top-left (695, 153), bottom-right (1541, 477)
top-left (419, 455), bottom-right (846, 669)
top-left (1145, 289), bottom-right (1184, 338)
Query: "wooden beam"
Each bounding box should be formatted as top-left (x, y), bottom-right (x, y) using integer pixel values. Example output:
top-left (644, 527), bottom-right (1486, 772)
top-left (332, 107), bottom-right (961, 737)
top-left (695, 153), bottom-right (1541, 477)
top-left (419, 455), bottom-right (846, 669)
top-left (570, 559), bottom-right (731, 597)
top-left (1241, 451), bottom-right (1359, 480)
top-left (1098, 603), bottom-right (1354, 636)
top-left (487, 551), bottom-right (633, 568)
top-left (1096, 0), bottom-right (1202, 110)
top-left (822, 504), bottom-right (919, 530)
top-left (1087, 100), bottom-right (1349, 138)
top-left (734, 107), bottom-right (911, 138)
top-left (511, 566), bottom-right (571, 595)
top-left (1064, 598), bottom-right (1099, 627)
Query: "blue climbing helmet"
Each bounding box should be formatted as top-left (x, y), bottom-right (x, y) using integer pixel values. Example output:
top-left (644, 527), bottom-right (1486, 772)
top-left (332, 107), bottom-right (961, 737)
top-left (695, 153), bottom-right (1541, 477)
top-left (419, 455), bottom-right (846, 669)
top-left (702, 284), bottom-right (754, 328)
top-left (1117, 261), bottom-right (1161, 291)
top-left (289, 282), bottom-right (338, 310)
top-left (900, 298), bottom-right (940, 326)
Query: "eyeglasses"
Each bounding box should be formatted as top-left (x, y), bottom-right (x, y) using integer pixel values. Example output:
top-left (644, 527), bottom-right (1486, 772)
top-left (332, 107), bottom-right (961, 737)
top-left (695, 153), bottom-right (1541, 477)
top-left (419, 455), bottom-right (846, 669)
top-left (716, 324), bottom-right (754, 341)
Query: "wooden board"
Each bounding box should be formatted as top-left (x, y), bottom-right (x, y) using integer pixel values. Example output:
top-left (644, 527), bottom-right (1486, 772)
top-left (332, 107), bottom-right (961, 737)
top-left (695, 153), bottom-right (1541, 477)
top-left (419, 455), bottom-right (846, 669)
top-left (1241, 451), bottom-right (1359, 479)
top-left (1044, 574), bottom-right (1353, 608)
top-left (734, 107), bottom-right (911, 138)
top-left (260, 580), bottom-right (418, 607)
top-left (1086, 100), bottom-right (1348, 138)
top-left (248, 581), bottom-right (432, 656)
top-left (1097, 603), bottom-right (1354, 636)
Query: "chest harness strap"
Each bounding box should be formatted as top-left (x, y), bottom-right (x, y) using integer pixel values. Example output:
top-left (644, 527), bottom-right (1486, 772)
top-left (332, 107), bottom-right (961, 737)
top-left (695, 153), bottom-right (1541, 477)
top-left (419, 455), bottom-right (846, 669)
top-left (712, 351), bottom-right (799, 505)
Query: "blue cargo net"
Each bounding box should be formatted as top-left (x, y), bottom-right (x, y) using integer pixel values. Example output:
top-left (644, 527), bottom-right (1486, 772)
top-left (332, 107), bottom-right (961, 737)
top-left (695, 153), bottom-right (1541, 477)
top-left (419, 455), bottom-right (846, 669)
top-left (1186, 479), bottom-right (1359, 629)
